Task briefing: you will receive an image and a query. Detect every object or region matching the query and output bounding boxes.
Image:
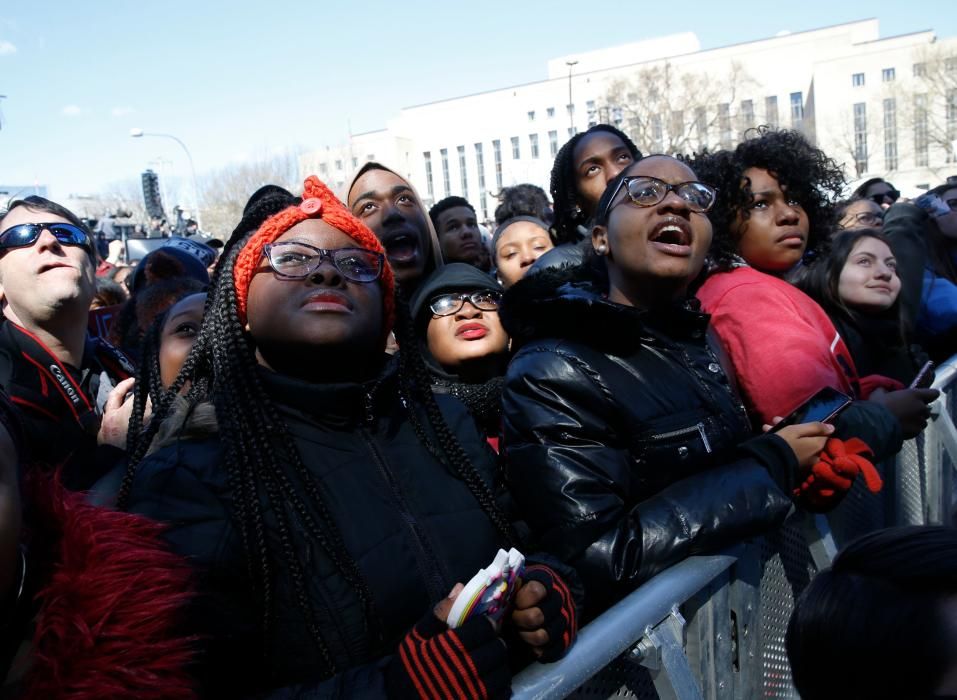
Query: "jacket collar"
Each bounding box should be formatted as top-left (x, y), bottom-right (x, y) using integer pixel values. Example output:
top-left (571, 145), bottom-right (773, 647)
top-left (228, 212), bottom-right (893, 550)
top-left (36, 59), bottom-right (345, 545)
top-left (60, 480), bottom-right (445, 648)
top-left (258, 354), bottom-right (397, 426)
top-left (500, 264), bottom-right (710, 352)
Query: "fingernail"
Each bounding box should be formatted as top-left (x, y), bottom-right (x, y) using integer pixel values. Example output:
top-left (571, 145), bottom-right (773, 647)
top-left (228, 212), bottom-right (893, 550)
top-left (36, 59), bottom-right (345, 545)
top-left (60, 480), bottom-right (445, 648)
top-left (448, 583), bottom-right (464, 599)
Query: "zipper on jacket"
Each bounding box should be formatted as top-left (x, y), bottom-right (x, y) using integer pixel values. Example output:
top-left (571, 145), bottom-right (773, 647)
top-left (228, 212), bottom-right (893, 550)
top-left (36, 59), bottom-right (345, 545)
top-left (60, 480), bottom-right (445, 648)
top-left (650, 421), bottom-right (713, 454)
top-left (358, 427), bottom-right (448, 600)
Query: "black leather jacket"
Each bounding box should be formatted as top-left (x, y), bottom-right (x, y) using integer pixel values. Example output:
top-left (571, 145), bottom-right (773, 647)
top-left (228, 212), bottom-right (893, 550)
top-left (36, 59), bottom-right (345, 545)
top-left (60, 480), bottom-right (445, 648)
top-left (500, 267), bottom-right (797, 612)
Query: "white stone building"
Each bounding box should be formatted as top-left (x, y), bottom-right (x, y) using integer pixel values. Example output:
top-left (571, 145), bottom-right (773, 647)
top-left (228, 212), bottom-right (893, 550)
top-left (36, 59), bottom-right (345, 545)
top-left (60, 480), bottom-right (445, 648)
top-left (301, 18), bottom-right (957, 221)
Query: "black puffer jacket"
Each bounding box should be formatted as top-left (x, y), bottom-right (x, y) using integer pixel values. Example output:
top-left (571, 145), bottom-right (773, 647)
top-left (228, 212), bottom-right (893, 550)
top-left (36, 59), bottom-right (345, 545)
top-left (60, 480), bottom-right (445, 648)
top-left (500, 266), bottom-right (797, 612)
top-left (126, 359), bottom-right (574, 697)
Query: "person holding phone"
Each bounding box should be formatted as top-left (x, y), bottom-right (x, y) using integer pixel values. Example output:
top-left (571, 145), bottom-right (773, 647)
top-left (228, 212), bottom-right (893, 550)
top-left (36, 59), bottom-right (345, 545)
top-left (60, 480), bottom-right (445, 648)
top-left (694, 128), bottom-right (934, 446)
top-left (500, 155), bottom-right (836, 615)
top-left (797, 228), bottom-right (931, 391)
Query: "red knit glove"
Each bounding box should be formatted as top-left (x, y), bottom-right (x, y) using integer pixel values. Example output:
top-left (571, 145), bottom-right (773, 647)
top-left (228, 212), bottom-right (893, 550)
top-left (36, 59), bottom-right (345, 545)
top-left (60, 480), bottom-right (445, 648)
top-left (387, 610), bottom-right (510, 699)
top-left (508, 564), bottom-right (579, 662)
top-left (793, 437), bottom-right (881, 511)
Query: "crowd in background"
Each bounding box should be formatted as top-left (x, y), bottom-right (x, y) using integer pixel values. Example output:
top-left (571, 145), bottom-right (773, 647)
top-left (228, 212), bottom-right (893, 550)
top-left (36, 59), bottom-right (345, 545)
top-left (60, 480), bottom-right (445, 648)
top-left (0, 123), bottom-right (956, 699)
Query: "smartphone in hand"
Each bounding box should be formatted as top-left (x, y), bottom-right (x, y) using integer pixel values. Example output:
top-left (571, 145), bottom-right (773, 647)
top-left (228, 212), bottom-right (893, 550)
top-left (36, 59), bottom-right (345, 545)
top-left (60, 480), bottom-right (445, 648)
top-left (770, 387), bottom-right (853, 433)
top-left (910, 361), bottom-right (935, 390)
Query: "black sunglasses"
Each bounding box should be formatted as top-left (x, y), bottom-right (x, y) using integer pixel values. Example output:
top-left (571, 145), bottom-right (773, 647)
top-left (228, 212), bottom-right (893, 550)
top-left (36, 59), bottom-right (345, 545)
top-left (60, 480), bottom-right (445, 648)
top-left (262, 242), bottom-right (384, 283)
top-left (429, 290), bottom-right (502, 317)
top-left (870, 189), bottom-right (900, 205)
top-left (0, 222), bottom-right (92, 253)
top-left (604, 176), bottom-right (717, 220)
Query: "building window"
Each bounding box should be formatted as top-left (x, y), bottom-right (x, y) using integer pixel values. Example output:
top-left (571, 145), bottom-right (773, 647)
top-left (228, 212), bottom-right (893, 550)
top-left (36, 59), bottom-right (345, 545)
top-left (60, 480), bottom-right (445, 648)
top-left (670, 110), bottom-right (683, 142)
top-left (529, 133), bottom-right (540, 159)
top-left (528, 110), bottom-right (535, 122)
top-left (913, 63), bottom-right (926, 77)
top-left (492, 139), bottom-right (503, 190)
top-left (351, 157), bottom-right (358, 168)
top-left (915, 94), bottom-right (929, 167)
top-left (882, 67), bottom-right (896, 82)
top-left (546, 107), bottom-right (555, 118)
top-left (740, 99), bottom-right (755, 138)
top-left (335, 159), bottom-right (342, 171)
top-left (566, 103), bottom-right (575, 119)
top-left (790, 92), bottom-right (804, 128)
top-left (474, 143), bottom-right (486, 194)
top-left (651, 114), bottom-right (664, 152)
top-left (440, 148), bottom-right (450, 197)
top-left (695, 107), bottom-right (708, 149)
top-left (586, 100), bottom-right (597, 127)
top-left (319, 163), bottom-right (328, 176)
top-left (423, 151), bottom-right (434, 200)
top-left (947, 89), bottom-right (957, 163)
top-left (947, 57), bottom-right (957, 72)
top-left (765, 96), bottom-right (779, 129)
top-left (883, 98), bottom-right (898, 171)
top-left (548, 130), bottom-right (559, 157)
top-left (568, 127), bottom-right (576, 138)
top-left (853, 102), bottom-right (868, 176)
top-left (852, 73), bottom-right (865, 87)
top-left (718, 103), bottom-right (731, 148)
top-left (457, 145), bottom-right (468, 200)
top-left (511, 136), bottom-right (520, 160)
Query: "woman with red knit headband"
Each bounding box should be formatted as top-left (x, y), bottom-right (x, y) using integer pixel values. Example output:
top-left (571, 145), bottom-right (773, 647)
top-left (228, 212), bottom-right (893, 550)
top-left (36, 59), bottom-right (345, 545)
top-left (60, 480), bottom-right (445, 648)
top-left (115, 176), bottom-right (580, 698)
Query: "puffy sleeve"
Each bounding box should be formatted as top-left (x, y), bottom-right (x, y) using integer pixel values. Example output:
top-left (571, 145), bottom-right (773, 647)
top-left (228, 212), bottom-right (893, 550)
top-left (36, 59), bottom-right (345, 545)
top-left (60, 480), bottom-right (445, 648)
top-left (501, 344), bottom-right (794, 607)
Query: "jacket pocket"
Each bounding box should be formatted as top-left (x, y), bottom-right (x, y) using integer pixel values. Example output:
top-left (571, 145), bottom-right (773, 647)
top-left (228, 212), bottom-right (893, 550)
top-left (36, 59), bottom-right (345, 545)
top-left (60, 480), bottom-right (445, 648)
top-left (631, 413), bottom-right (717, 496)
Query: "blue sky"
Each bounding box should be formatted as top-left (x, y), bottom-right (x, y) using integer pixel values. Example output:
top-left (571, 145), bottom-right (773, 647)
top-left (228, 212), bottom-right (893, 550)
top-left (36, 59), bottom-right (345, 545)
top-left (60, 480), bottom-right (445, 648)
top-left (1, 1), bottom-right (955, 203)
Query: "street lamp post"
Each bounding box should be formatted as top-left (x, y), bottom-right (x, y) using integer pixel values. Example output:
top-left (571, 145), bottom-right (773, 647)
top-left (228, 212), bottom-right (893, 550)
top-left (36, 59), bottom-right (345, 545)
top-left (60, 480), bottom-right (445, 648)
top-left (129, 128), bottom-right (202, 229)
top-left (566, 60), bottom-right (579, 133)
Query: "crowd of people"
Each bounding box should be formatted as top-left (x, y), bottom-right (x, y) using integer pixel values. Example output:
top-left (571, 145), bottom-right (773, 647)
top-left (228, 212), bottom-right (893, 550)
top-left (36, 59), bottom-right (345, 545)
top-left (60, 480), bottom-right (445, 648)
top-left (0, 123), bottom-right (956, 699)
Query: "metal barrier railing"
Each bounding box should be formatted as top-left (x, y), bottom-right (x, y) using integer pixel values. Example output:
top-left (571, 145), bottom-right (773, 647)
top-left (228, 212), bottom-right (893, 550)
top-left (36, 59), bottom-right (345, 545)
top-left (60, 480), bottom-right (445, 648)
top-left (511, 354), bottom-right (957, 700)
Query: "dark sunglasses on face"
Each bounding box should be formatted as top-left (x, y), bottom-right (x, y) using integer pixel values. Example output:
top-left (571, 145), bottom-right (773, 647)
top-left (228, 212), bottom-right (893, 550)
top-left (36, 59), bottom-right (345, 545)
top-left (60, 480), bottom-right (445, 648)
top-left (262, 242), bottom-right (384, 283)
top-left (869, 189), bottom-right (900, 205)
top-left (430, 290), bottom-right (502, 317)
top-left (0, 222), bottom-right (92, 253)
top-left (604, 176), bottom-right (717, 220)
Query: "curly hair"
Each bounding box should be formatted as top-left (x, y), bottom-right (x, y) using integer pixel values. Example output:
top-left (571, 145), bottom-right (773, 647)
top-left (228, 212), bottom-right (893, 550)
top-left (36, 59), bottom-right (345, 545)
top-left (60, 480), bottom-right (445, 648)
top-left (549, 124), bottom-right (641, 245)
top-left (493, 184), bottom-right (551, 225)
top-left (691, 127), bottom-right (845, 271)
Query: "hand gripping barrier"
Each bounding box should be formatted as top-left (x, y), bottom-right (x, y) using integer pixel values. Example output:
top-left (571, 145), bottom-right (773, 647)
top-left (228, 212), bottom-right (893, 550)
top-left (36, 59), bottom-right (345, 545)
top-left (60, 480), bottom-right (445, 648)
top-left (512, 354), bottom-right (957, 700)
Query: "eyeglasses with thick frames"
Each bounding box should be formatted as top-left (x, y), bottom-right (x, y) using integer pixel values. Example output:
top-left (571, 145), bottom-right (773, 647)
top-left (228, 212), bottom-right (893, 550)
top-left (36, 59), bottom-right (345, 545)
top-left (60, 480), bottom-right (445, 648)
top-left (262, 242), bottom-right (384, 283)
top-left (0, 222), bottom-right (92, 253)
top-left (429, 290), bottom-right (502, 317)
top-left (604, 176), bottom-right (717, 220)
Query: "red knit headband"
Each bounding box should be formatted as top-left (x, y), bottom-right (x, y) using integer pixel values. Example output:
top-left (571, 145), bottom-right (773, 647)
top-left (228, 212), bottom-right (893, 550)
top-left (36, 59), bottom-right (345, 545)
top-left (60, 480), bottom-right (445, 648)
top-left (233, 175), bottom-right (395, 337)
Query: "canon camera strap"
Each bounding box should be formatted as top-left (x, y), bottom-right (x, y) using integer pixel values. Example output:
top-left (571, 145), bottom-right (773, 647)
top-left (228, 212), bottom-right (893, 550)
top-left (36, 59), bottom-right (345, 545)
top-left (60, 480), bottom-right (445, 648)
top-left (5, 322), bottom-right (134, 436)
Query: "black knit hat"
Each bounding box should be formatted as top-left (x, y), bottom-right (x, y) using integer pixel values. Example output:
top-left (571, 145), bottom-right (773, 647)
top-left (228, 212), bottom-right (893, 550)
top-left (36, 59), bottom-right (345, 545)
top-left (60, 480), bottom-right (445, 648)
top-left (410, 263), bottom-right (503, 324)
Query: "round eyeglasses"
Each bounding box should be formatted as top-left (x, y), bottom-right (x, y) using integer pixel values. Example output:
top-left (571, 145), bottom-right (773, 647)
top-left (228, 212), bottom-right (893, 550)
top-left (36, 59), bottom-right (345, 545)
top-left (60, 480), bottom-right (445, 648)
top-left (604, 176), bottom-right (717, 220)
top-left (262, 242), bottom-right (384, 283)
top-left (429, 290), bottom-right (502, 317)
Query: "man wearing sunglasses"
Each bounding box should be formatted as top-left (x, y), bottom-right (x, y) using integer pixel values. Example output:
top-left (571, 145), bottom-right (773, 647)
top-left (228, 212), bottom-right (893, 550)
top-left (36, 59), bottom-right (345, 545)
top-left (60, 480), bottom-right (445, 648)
top-left (0, 196), bottom-right (134, 490)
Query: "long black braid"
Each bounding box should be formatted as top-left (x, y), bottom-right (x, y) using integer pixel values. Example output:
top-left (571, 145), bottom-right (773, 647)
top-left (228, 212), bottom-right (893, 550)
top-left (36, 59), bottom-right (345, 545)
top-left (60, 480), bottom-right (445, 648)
top-left (550, 124), bottom-right (641, 245)
top-left (393, 291), bottom-right (518, 548)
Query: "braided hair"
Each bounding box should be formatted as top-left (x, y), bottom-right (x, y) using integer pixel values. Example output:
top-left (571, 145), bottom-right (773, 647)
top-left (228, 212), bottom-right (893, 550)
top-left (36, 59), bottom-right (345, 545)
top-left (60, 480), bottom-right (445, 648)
top-left (117, 187), bottom-right (517, 676)
top-left (691, 127), bottom-right (844, 271)
top-left (550, 124), bottom-right (641, 245)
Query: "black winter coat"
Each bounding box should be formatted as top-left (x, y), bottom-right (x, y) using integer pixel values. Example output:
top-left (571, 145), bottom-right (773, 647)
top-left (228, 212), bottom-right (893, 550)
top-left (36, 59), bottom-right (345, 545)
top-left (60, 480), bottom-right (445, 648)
top-left (499, 267), bottom-right (797, 612)
top-left (127, 360), bottom-right (531, 697)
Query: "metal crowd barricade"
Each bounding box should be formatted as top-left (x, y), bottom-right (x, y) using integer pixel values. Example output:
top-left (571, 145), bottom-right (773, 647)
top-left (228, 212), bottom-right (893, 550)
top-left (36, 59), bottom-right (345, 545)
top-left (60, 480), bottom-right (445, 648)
top-left (512, 354), bottom-right (957, 700)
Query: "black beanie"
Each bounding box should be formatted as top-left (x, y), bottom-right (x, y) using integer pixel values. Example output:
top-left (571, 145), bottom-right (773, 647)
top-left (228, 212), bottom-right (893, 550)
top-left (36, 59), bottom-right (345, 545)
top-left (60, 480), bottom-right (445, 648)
top-left (410, 263), bottom-right (503, 324)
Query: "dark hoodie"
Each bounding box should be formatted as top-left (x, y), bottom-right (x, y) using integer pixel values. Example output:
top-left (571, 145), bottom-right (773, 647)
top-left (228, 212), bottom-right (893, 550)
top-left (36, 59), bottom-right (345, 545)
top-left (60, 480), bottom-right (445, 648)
top-left (410, 264), bottom-right (508, 439)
